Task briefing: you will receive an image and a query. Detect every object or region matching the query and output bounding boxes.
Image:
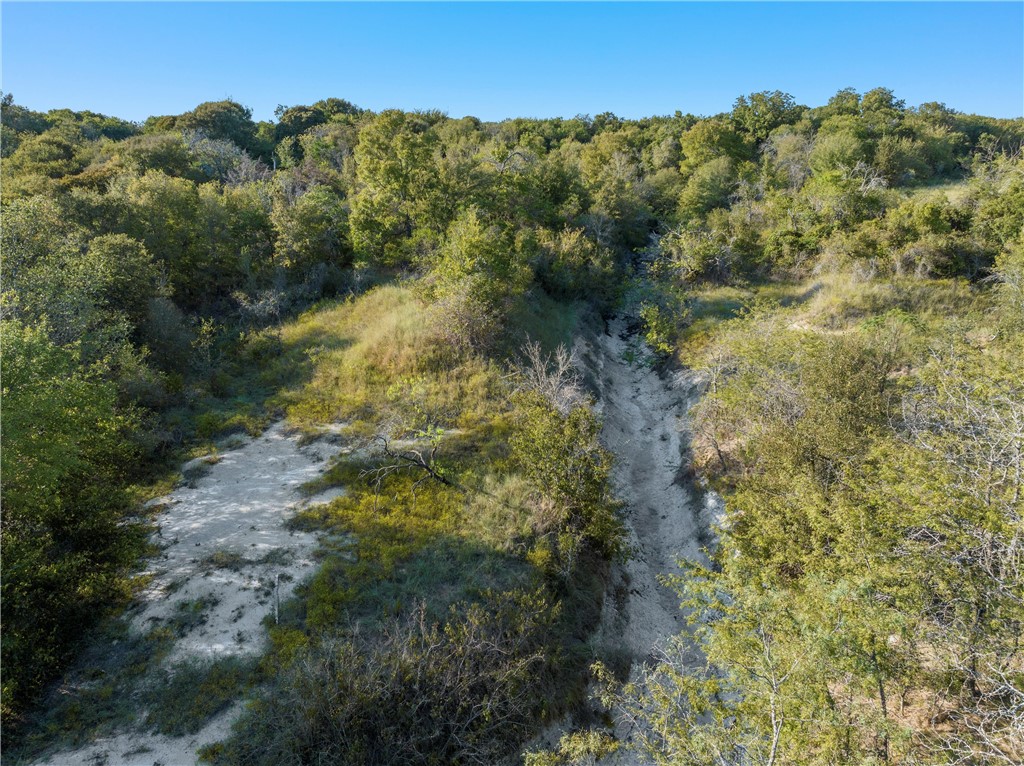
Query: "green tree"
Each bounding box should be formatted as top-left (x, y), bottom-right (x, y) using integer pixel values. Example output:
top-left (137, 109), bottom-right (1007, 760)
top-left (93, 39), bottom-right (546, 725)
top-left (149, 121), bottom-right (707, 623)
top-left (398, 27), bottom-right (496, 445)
top-left (112, 171), bottom-right (211, 309)
top-left (349, 110), bottom-right (440, 264)
top-left (429, 207), bottom-right (530, 306)
top-left (579, 128), bottom-right (653, 248)
top-left (175, 100), bottom-right (258, 153)
top-left (679, 119), bottom-right (750, 178)
top-left (678, 156), bottom-right (737, 220)
top-left (85, 234), bottom-right (164, 327)
top-left (1, 322), bottom-right (142, 723)
top-left (2, 126), bottom-right (88, 196)
top-left (271, 185), bottom-right (351, 274)
top-left (732, 91), bottom-right (804, 144)
top-left (110, 131), bottom-right (193, 177)
top-left (510, 390), bottom-right (623, 575)
top-left (809, 129), bottom-right (868, 176)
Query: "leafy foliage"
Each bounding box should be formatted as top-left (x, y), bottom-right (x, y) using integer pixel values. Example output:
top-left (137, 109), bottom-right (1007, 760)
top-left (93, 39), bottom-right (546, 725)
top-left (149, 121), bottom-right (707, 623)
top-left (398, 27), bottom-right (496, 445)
top-left (2, 86), bottom-right (1022, 762)
top-left (1, 323), bottom-right (144, 719)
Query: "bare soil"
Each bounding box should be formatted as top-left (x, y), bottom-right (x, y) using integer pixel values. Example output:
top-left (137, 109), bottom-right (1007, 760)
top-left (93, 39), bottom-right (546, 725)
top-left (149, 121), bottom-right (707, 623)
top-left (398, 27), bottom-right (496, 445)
top-left (532, 319), bottom-right (717, 763)
top-left (32, 423), bottom-right (344, 766)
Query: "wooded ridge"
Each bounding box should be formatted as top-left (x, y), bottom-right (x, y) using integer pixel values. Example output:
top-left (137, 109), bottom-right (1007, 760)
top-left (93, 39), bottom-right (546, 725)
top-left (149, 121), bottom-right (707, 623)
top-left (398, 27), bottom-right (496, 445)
top-left (2, 89), bottom-right (1022, 764)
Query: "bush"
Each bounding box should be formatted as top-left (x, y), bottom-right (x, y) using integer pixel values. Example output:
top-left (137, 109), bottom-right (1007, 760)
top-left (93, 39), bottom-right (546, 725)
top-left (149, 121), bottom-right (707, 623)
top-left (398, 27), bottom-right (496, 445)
top-left (533, 227), bottom-right (621, 313)
top-left (208, 593), bottom-right (559, 766)
top-left (510, 391), bottom-right (624, 576)
top-left (1, 322), bottom-right (144, 725)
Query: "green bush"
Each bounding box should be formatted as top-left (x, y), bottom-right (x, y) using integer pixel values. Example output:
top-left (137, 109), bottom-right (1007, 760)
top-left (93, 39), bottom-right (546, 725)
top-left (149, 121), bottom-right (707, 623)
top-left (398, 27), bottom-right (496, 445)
top-left (209, 592), bottom-right (559, 766)
top-left (1, 321), bottom-right (144, 725)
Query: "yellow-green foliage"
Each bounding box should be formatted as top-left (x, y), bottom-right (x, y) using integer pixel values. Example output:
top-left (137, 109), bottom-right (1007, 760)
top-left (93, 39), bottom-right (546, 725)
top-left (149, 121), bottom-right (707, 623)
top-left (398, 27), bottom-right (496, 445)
top-left (661, 265), bottom-right (1022, 764)
top-left (680, 274), bottom-right (981, 362)
top-left (524, 729), bottom-right (620, 765)
top-left (294, 469), bottom-right (466, 627)
top-left (796, 272), bottom-right (980, 330)
top-left (267, 285), bottom-right (595, 633)
top-left (677, 282), bottom-right (807, 356)
top-left (461, 473), bottom-right (538, 552)
top-left (1, 322), bottom-right (145, 723)
top-left (289, 435), bottom-right (549, 635)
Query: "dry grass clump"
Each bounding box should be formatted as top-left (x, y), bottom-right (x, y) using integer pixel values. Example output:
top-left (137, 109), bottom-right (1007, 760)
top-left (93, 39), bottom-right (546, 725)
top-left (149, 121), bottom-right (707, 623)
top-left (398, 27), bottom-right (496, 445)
top-left (275, 285), bottom-right (501, 432)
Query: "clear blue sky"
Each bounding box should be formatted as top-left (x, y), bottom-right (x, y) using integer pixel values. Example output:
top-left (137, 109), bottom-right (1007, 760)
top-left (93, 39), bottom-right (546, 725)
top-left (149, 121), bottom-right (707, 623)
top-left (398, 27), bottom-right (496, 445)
top-left (3, 2), bottom-right (1022, 123)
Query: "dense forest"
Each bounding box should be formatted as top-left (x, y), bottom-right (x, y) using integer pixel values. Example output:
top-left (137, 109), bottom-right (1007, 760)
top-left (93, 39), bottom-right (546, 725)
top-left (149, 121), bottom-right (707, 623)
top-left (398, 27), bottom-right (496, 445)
top-left (1, 87), bottom-right (1022, 764)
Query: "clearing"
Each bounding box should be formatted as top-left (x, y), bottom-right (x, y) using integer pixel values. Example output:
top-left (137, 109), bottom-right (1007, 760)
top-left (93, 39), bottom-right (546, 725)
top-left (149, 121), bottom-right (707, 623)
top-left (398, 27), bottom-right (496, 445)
top-left (28, 423), bottom-right (343, 766)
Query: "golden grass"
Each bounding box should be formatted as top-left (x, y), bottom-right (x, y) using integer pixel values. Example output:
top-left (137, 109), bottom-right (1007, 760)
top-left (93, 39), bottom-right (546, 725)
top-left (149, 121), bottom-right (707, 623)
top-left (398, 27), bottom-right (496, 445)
top-left (273, 285), bottom-right (501, 433)
top-left (797, 273), bottom-right (982, 330)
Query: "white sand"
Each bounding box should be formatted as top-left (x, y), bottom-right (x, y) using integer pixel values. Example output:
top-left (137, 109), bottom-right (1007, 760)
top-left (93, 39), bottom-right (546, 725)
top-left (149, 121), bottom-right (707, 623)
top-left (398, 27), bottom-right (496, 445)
top-left (588, 319), bottom-right (707, 661)
top-left (592, 320), bottom-right (716, 763)
top-left (531, 320), bottom-right (714, 764)
top-left (34, 423), bottom-right (344, 766)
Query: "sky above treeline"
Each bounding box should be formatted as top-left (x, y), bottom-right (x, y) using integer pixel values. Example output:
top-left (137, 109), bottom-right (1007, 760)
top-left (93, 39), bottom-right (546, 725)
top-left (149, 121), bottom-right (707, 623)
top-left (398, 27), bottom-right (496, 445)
top-left (3, 2), bottom-right (1022, 123)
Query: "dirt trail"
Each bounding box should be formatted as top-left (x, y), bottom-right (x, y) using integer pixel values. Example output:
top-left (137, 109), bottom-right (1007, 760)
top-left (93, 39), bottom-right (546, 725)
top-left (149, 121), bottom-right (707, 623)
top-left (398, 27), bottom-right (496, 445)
top-left (33, 423), bottom-right (344, 766)
top-left (588, 320), bottom-right (707, 659)
top-left (556, 318), bottom-right (717, 761)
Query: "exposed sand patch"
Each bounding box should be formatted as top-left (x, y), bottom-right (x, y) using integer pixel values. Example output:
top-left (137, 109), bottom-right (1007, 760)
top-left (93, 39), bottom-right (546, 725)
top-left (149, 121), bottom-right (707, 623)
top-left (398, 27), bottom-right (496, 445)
top-left (531, 320), bottom-right (716, 763)
top-left (33, 705), bottom-right (242, 766)
top-left (33, 422), bottom-right (345, 766)
top-left (128, 422), bottom-right (342, 663)
top-left (587, 320), bottom-right (708, 662)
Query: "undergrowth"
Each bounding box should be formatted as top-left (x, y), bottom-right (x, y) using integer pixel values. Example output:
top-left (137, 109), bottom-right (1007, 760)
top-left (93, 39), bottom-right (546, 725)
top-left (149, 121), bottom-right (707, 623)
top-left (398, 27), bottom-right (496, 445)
top-left (201, 284), bottom-right (610, 763)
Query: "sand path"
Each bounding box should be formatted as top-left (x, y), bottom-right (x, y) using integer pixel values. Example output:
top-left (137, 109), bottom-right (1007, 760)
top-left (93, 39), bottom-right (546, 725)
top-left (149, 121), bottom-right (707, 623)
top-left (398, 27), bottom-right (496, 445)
top-left (32, 423), bottom-right (343, 766)
top-left (589, 319), bottom-right (707, 662)
top-left (533, 318), bottom-right (716, 763)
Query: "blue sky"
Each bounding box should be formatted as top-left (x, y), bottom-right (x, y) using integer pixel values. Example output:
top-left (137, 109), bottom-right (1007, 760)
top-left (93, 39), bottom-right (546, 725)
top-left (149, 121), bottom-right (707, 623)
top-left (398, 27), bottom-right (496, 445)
top-left (3, 2), bottom-right (1022, 122)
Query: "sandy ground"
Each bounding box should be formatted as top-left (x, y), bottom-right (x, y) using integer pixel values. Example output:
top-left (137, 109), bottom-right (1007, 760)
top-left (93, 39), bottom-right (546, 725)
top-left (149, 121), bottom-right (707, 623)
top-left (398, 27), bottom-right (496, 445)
top-left (531, 319), bottom-right (717, 763)
top-left (590, 319), bottom-right (715, 763)
top-left (34, 423), bottom-right (344, 766)
top-left (588, 320), bottom-right (708, 662)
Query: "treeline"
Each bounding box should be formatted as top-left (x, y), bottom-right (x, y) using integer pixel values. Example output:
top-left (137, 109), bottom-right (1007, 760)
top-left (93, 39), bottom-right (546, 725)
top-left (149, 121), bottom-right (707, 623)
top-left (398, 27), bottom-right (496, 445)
top-left (2, 86), bottom-right (1022, 760)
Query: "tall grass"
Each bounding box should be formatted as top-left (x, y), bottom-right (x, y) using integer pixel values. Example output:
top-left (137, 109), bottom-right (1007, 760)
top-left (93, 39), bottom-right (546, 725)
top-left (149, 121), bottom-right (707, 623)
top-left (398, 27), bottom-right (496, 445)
top-left (678, 272), bottom-right (984, 361)
top-left (272, 285), bottom-right (501, 433)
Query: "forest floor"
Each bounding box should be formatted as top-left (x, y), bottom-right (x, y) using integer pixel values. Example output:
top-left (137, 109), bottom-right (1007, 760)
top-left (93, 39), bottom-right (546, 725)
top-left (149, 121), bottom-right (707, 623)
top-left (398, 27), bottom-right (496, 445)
top-left (28, 424), bottom-right (345, 766)
top-left (532, 319), bottom-right (717, 763)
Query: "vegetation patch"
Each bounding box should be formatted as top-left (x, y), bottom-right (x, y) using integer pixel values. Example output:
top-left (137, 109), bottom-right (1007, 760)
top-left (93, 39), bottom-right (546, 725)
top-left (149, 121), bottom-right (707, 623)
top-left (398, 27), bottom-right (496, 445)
top-left (143, 657), bottom-right (257, 737)
top-left (3, 621), bottom-right (174, 763)
top-left (4, 83), bottom-right (1021, 763)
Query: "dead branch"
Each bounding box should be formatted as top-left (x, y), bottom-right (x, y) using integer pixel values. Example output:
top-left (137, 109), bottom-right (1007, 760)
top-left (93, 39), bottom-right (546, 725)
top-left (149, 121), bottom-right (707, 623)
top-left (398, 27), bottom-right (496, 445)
top-left (359, 434), bottom-right (454, 497)
top-left (509, 340), bottom-right (588, 415)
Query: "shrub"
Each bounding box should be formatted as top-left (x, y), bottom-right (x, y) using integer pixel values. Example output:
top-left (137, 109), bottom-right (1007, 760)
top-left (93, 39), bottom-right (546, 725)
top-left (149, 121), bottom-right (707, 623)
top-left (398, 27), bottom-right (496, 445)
top-left (209, 593), bottom-right (559, 766)
top-left (1, 322), bottom-right (143, 725)
top-left (510, 391), bottom-right (624, 575)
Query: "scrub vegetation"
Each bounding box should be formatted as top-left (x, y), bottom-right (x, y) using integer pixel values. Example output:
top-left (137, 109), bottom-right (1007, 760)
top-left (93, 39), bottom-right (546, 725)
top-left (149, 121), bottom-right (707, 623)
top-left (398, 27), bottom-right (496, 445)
top-left (2, 87), bottom-right (1022, 764)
